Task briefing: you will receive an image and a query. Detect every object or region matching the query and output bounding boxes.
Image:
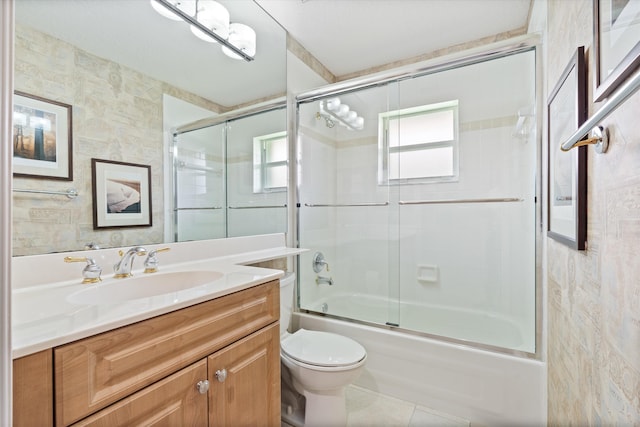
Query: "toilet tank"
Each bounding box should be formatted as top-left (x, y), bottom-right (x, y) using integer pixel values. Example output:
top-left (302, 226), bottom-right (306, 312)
top-left (280, 272), bottom-right (295, 336)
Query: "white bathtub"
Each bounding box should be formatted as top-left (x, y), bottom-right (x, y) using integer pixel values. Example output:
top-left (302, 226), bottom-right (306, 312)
top-left (293, 308), bottom-right (546, 426)
top-left (306, 293), bottom-right (528, 351)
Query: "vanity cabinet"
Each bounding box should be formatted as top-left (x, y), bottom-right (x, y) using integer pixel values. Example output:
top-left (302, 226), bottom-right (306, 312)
top-left (13, 279), bottom-right (280, 427)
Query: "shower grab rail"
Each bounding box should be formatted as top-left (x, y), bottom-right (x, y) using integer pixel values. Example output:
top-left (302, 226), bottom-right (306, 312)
top-left (174, 206), bottom-right (223, 210)
top-left (228, 205), bottom-right (287, 209)
top-left (12, 188), bottom-right (78, 199)
top-left (399, 197), bottom-right (524, 205)
top-left (304, 202), bottom-right (389, 207)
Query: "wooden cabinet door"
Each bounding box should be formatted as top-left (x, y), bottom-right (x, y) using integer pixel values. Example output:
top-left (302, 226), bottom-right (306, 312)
top-left (55, 280), bottom-right (278, 425)
top-left (208, 323), bottom-right (280, 427)
top-left (13, 350), bottom-right (54, 427)
top-left (72, 359), bottom-right (209, 427)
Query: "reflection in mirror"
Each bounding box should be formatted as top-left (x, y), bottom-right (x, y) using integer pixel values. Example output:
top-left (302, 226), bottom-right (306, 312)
top-left (12, 0), bottom-right (287, 256)
top-left (174, 123), bottom-right (226, 242)
top-left (173, 106), bottom-right (287, 241)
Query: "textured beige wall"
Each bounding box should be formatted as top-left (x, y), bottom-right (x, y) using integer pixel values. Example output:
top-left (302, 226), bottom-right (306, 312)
top-left (13, 25), bottom-right (219, 256)
top-left (545, 0), bottom-right (640, 424)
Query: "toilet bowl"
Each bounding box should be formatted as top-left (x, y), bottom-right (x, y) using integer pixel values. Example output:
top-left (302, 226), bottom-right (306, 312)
top-left (279, 273), bottom-right (367, 427)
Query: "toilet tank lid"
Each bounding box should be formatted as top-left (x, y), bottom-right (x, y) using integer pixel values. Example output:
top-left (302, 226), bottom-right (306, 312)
top-left (281, 329), bottom-right (366, 367)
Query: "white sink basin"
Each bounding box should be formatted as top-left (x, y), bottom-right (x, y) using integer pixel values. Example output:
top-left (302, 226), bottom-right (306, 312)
top-left (67, 270), bottom-right (224, 305)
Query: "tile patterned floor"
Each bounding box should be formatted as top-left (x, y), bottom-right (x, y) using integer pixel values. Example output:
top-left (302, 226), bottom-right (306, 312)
top-left (282, 385), bottom-right (469, 427)
top-left (345, 385), bottom-right (469, 427)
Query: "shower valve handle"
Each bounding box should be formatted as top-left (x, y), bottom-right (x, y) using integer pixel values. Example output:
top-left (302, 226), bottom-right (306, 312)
top-left (312, 252), bottom-right (330, 273)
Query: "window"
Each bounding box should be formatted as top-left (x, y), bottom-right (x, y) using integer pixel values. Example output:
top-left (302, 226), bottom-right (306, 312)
top-left (253, 131), bottom-right (287, 193)
top-left (378, 100), bottom-right (459, 184)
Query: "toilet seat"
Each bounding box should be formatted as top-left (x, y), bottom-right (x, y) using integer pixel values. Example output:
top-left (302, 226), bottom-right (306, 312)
top-left (281, 329), bottom-right (366, 368)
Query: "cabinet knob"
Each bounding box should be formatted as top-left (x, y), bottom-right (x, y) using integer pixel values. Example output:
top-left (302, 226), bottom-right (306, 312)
top-left (196, 380), bottom-right (210, 394)
top-left (215, 369), bottom-right (227, 382)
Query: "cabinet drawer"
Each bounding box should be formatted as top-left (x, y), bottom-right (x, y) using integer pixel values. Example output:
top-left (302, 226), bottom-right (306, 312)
top-left (72, 359), bottom-right (208, 427)
top-left (55, 280), bottom-right (278, 426)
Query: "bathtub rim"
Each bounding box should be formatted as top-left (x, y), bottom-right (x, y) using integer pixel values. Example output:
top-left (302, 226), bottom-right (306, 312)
top-left (296, 307), bottom-right (539, 360)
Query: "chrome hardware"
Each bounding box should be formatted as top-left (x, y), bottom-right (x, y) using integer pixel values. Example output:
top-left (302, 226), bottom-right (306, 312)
top-left (215, 369), bottom-right (227, 382)
top-left (196, 380), bottom-right (210, 394)
top-left (84, 242), bottom-right (101, 250)
top-left (144, 247), bottom-right (171, 274)
top-left (64, 256), bottom-right (102, 284)
top-left (321, 302), bottom-right (329, 313)
top-left (561, 125), bottom-right (609, 153)
top-left (12, 187), bottom-right (78, 198)
top-left (316, 276), bottom-right (334, 286)
top-left (312, 252), bottom-right (329, 273)
top-left (113, 246), bottom-right (147, 278)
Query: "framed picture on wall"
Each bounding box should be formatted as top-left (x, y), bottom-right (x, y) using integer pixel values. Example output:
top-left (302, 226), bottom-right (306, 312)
top-left (593, 0), bottom-right (640, 102)
top-left (547, 46), bottom-right (588, 250)
top-left (12, 91), bottom-right (73, 180)
top-left (92, 159), bottom-right (152, 229)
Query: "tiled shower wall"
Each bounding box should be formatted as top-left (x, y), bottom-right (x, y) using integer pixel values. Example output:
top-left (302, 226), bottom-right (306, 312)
top-left (541, 0), bottom-right (640, 424)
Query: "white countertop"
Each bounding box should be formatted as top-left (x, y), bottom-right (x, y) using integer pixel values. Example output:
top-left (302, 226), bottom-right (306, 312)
top-left (12, 234), bottom-right (306, 359)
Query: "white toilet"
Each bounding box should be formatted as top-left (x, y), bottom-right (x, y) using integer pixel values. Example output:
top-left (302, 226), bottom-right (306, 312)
top-left (279, 273), bottom-right (367, 427)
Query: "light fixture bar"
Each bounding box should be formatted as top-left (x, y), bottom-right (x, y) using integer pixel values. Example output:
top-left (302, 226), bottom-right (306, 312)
top-left (154, 0), bottom-right (254, 62)
top-left (318, 99), bottom-right (364, 131)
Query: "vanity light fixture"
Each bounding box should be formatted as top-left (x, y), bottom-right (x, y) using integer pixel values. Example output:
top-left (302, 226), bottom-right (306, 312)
top-left (150, 0), bottom-right (255, 62)
top-left (317, 97), bottom-right (364, 130)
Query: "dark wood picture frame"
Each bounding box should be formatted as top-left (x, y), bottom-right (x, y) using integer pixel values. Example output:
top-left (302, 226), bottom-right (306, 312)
top-left (547, 46), bottom-right (588, 250)
top-left (593, 0), bottom-right (640, 102)
top-left (91, 158), bottom-right (152, 229)
top-left (13, 91), bottom-right (73, 180)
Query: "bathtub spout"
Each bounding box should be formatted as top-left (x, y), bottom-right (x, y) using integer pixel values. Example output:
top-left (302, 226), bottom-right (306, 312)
top-left (316, 275), bottom-right (334, 286)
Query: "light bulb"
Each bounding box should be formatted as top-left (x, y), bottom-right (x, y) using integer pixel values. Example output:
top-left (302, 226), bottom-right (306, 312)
top-left (337, 104), bottom-right (350, 117)
top-left (346, 111), bottom-right (357, 122)
top-left (221, 23), bottom-right (256, 59)
top-left (353, 117), bottom-right (364, 129)
top-left (190, 0), bottom-right (230, 43)
top-left (326, 98), bottom-right (341, 112)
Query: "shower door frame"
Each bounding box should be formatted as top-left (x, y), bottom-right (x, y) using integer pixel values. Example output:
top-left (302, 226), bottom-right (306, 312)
top-left (292, 35), bottom-right (543, 360)
top-left (171, 100), bottom-right (287, 242)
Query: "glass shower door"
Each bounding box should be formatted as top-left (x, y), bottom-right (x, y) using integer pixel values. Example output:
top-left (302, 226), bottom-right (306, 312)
top-left (297, 83), bottom-right (401, 328)
top-left (394, 49), bottom-right (537, 352)
top-left (173, 123), bottom-right (226, 241)
top-left (296, 47), bottom-right (538, 354)
top-left (226, 107), bottom-right (288, 237)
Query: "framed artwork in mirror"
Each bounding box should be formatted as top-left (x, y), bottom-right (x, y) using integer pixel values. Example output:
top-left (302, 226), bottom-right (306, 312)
top-left (593, 0), bottom-right (640, 102)
top-left (547, 46), bottom-right (587, 250)
top-left (92, 159), bottom-right (152, 229)
top-left (12, 91), bottom-right (73, 180)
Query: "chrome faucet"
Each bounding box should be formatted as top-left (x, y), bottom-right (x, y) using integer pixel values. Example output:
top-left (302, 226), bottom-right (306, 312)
top-left (316, 275), bottom-right (334, 286)
top-left (114, 246), bottom-right (147, 278)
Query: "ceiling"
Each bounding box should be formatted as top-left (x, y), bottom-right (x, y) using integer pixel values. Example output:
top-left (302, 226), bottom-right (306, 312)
top-left (14, 0), bottom-right (287, 108)
top-left (14, 0), bottom-right (532, 107)
top-left (256, 0), bottom-right (532, 77)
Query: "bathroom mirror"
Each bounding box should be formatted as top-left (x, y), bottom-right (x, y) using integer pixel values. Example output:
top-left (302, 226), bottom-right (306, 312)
top-left (12, 0), bottom-right (287, 256)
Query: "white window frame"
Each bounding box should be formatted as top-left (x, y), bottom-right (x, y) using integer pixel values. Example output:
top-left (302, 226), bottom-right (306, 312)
top-left (378, 100), bottom-right (459, 185)
top-left (253, 131), bottom-right (287, 193)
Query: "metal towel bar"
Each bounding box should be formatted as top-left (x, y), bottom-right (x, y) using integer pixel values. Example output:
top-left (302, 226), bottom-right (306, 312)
top-left (12, 188), bottom-right (78, 199)
top-left (399, 197), bottom-right (523, 205)
top-left (174, 207), bottom-right (223, 211)
top-left (304, 202), bottom-right (389, 207)
top-left (228, 205), bottom-right (287, 209)
top-left (561, 68), bottom-right (640, 153)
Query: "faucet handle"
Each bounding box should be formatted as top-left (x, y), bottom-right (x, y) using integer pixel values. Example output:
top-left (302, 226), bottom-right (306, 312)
top-left (144, 247), bottom-right (171, 274)
top-left (312, 252), bottom-right (330, 273)
top-left (64, 256), bottom-right (102, 284)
